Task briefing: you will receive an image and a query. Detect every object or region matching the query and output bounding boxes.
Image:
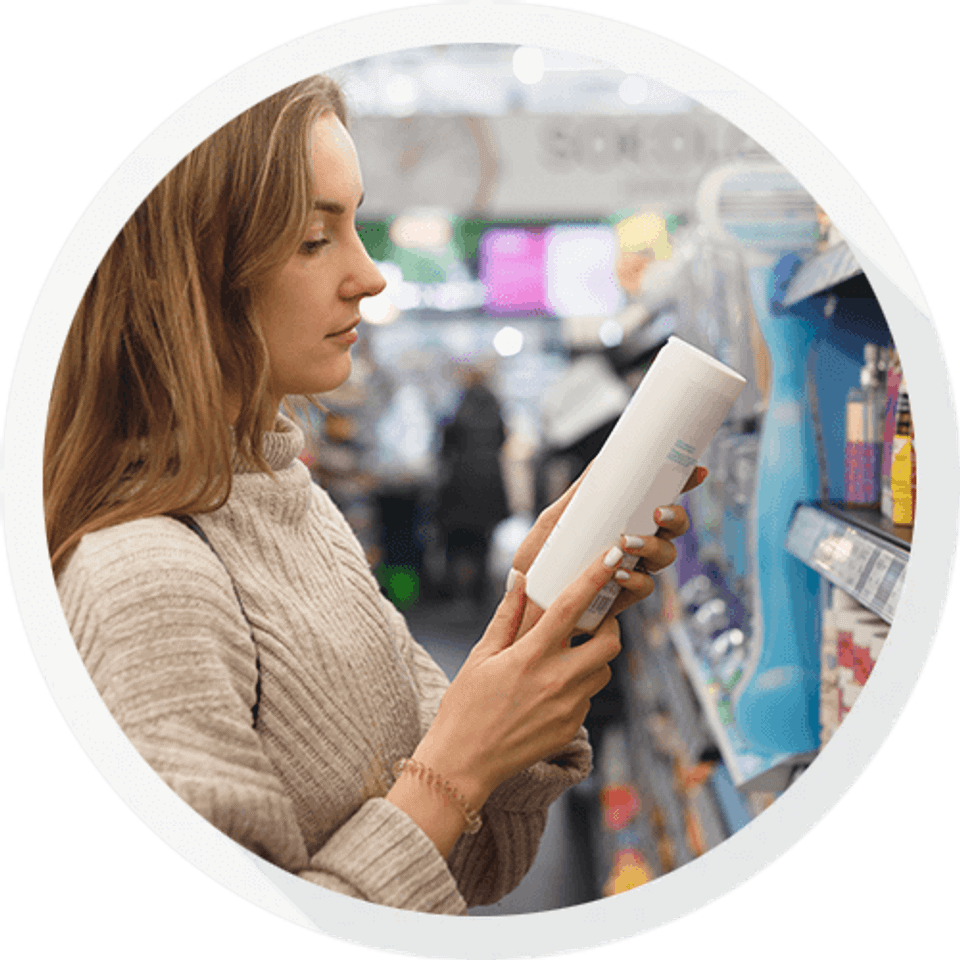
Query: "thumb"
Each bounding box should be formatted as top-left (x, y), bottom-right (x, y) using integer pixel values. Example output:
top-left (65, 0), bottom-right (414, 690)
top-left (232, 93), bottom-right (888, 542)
top-left (474, 568), bottom-right (527, 655)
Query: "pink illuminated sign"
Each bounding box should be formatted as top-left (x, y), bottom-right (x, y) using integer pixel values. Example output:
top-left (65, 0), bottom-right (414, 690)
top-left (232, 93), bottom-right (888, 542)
top-left (479, 228), bottom-right (548, 315)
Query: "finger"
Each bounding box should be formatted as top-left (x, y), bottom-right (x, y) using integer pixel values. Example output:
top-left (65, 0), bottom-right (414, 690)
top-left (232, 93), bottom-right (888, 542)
top-left (514, 595), bottom-right (545, 645)
top-left (565, 613), bottom-right (622, 676)
top-left (620, 533), bottom-right (677, 575)
top-left (609, 566), bottom-right (657, 601)
top-left (520, 545), bottom-right (622, 652)
top-left (474, 568), bottom-right (527, 655)
top-left (569, 662), bottom-right (613, 706)
top-left (680, 465), bottom-right (708, 494)
top-left (651, 503), bottom-right (691, 540)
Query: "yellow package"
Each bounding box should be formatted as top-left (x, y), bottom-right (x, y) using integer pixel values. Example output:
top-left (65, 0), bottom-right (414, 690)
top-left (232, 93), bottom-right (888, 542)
top-left (890, 432), bottom-right (913, 525)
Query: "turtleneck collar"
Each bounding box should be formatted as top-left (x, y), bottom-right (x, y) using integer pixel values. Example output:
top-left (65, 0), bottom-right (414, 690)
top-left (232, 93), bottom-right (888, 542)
top-left (234, 414), bottom-right (305, 474)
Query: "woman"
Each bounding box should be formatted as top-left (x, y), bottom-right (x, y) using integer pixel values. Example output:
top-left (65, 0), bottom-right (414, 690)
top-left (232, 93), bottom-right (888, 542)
top-left (45, 75), bottom-right (702, 914)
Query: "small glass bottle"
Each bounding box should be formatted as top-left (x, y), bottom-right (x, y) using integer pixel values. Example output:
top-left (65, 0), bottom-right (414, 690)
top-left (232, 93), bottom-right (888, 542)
top-left (845, 344), bottom-right (882, 509)
top-left (844, 379), bottom-right (865, 507)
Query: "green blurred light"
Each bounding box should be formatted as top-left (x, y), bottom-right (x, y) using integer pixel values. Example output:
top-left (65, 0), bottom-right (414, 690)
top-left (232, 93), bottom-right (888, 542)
top-left (377, 565), bottom-right (419, 610)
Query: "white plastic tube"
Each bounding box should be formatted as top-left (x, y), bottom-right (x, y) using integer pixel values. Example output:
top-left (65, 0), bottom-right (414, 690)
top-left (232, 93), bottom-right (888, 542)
top-left (525, 336), bottom-right (746, 631)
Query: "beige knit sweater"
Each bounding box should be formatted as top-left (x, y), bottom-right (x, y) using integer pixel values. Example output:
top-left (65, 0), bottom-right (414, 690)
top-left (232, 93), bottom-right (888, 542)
top-left (57, 415), bottom-right (592, 914)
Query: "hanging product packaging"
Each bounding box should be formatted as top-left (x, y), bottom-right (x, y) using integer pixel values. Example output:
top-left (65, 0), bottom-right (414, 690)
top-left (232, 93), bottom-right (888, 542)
top-left (525, 336), bottom-right (746, 631)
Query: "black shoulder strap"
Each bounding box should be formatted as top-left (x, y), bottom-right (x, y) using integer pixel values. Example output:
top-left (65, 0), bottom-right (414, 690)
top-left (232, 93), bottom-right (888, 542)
top-left (172, 515), bottom-right (262, 727)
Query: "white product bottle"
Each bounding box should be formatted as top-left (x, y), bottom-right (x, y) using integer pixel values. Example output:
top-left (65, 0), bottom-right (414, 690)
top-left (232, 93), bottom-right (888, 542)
top-left (525, 336), bottom-right (746, 631)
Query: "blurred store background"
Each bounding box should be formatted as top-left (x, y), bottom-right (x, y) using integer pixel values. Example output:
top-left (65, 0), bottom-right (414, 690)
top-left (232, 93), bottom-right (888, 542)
top-left (294, 44), bottom-right (909, 912)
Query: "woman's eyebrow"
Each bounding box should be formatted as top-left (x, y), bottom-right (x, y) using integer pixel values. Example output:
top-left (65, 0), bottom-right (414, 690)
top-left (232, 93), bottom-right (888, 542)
top-left (312, 192), bottom-right (365, 215)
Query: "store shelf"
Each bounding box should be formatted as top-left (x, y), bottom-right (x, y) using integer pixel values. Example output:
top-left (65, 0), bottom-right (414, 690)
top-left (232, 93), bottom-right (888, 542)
top-left (781, 239), bottom-right (862, 307)
top-left (632, 726), bottom-right (696, 870)
top-left (617, 610), bottom-right (697, 872)
top-left (689, 783), bottom-right (728, 854)
top-left (667, 622), bottom-right (816, 793)
top-left (709, 764), bottom-right (753, 836)
top-left (594, 726), bottom-right (663, 889)
top-left (785, 502), bottom-right (909, 624)
top-left (819, 502), bottom-right (912, 550)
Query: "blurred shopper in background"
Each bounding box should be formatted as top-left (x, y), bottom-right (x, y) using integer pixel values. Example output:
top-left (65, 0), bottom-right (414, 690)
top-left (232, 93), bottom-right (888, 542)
top-left (438, 364), bottom-right (511, 614)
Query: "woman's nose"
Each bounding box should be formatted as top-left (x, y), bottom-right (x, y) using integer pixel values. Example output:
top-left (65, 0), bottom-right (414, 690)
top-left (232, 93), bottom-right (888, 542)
top-left (342, 240), bottom-right (387, 301)
top-left (365, 260), bottom-right (388, 298)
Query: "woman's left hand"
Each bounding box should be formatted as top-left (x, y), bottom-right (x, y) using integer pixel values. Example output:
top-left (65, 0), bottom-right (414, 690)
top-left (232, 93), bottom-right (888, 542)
top-left (509, 464), bottom-right (708, 634)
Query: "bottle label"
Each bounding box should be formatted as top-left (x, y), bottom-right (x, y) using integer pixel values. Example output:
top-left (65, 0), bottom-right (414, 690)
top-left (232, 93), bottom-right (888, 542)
top-left (666, 438), bottom-right (697, 470)
top-left (577, 554), bottom-right (640, 629)
top-left (583, 580), bottom-right (621, 621)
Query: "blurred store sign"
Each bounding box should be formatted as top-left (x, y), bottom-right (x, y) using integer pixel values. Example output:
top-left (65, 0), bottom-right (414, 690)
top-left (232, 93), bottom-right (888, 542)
top-left (350, 112), bottom-right (753, 219)
top-left (337, 44), bottom-right (691, 117)
top-left (545, 224), bottom-right (625, 317)
top-left (479, 228), bottom-right (547, 315)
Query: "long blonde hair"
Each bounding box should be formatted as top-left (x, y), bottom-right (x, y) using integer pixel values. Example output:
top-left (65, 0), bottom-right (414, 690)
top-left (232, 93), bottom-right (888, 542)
top-left (44, 75), bottom-right (347, 578)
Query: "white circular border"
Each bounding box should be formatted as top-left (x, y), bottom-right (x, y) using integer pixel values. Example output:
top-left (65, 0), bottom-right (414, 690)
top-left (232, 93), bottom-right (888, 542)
top-left (5, 3), bottom-right (957, 957)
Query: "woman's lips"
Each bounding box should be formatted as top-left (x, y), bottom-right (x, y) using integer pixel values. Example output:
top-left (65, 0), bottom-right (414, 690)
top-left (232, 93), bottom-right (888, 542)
top-left (327, 318), bottom-right (360, 338)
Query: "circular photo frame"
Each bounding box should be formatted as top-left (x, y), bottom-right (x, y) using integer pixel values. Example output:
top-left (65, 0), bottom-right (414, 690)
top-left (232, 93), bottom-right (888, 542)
top-left (5, 3), bottom-right (957, 957)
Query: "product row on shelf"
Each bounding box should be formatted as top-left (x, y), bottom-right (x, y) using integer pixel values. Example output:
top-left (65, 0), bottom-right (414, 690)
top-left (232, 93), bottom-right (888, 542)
top-left (590, 529), bottom-right (901, 897)
top-left (586, 233), bottom-right (911, 898)
top-left (843, 344), bottom-right (915, 526)
top-left (588, 589), bottom-right (775, 896)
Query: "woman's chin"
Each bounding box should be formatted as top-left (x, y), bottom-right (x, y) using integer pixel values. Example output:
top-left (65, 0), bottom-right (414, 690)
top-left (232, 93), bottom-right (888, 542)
top-left (307, 357), bottom-right (353, 396)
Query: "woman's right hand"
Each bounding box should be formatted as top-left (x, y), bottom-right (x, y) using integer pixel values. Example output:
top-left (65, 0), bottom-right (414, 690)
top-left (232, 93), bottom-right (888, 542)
top-left (411, 548), bottom-right (624, 813)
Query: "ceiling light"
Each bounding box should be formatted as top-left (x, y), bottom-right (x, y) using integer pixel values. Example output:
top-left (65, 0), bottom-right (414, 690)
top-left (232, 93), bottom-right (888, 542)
top-left (493, 326), bottom-right (524, 357)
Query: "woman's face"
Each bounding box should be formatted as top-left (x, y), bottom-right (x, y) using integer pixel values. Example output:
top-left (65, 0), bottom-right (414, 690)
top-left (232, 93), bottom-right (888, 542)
top-left (255, 112), bottom-right (386, 409)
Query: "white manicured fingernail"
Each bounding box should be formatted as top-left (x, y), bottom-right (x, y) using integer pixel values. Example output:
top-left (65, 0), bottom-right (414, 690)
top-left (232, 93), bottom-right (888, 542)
top-left (623, 535), bottom-right (644, 550)
top-left (603, 546), bottom-right (623, 568)
top-left (614, 570), bottom-right (631, 582)
top-left (506, 568), bottom-right (519, 593)
top-left (655, 507), bottom-right (675, 523)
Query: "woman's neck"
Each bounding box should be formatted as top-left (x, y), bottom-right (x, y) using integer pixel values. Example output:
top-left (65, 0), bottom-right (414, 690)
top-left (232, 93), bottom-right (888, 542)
top-left (226, 394), bottom-right (283, 430)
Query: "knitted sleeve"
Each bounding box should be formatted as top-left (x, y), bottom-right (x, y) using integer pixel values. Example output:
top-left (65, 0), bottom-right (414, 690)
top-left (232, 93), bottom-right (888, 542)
top-left (380, 600), bottom-right (593, 907)
top-left (58, 519), bottom-right (466, 915)
top-left (312, 482), bottom-right (592, 905)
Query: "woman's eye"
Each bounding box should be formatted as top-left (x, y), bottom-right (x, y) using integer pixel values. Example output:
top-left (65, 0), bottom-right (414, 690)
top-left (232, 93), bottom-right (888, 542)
top-left (301, 237), bottom-right (330, 255)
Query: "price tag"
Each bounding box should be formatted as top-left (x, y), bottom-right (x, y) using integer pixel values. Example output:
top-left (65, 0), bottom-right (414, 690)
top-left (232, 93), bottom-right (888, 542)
top-left (874, 558), bottom-right (906, 619)
top-left (812, 532), bottom-right (850, 574)
top-left (860, 552), bottom-right (893, 608)
top-left (786, 506), bottom-right (827, 559)
top-left (842, 533), bottom-right (875, 592)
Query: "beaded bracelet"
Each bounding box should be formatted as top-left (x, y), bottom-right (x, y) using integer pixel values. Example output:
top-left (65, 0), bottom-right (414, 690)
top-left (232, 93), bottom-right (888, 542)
top-left (392, 758), bottom-right (483, 835)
